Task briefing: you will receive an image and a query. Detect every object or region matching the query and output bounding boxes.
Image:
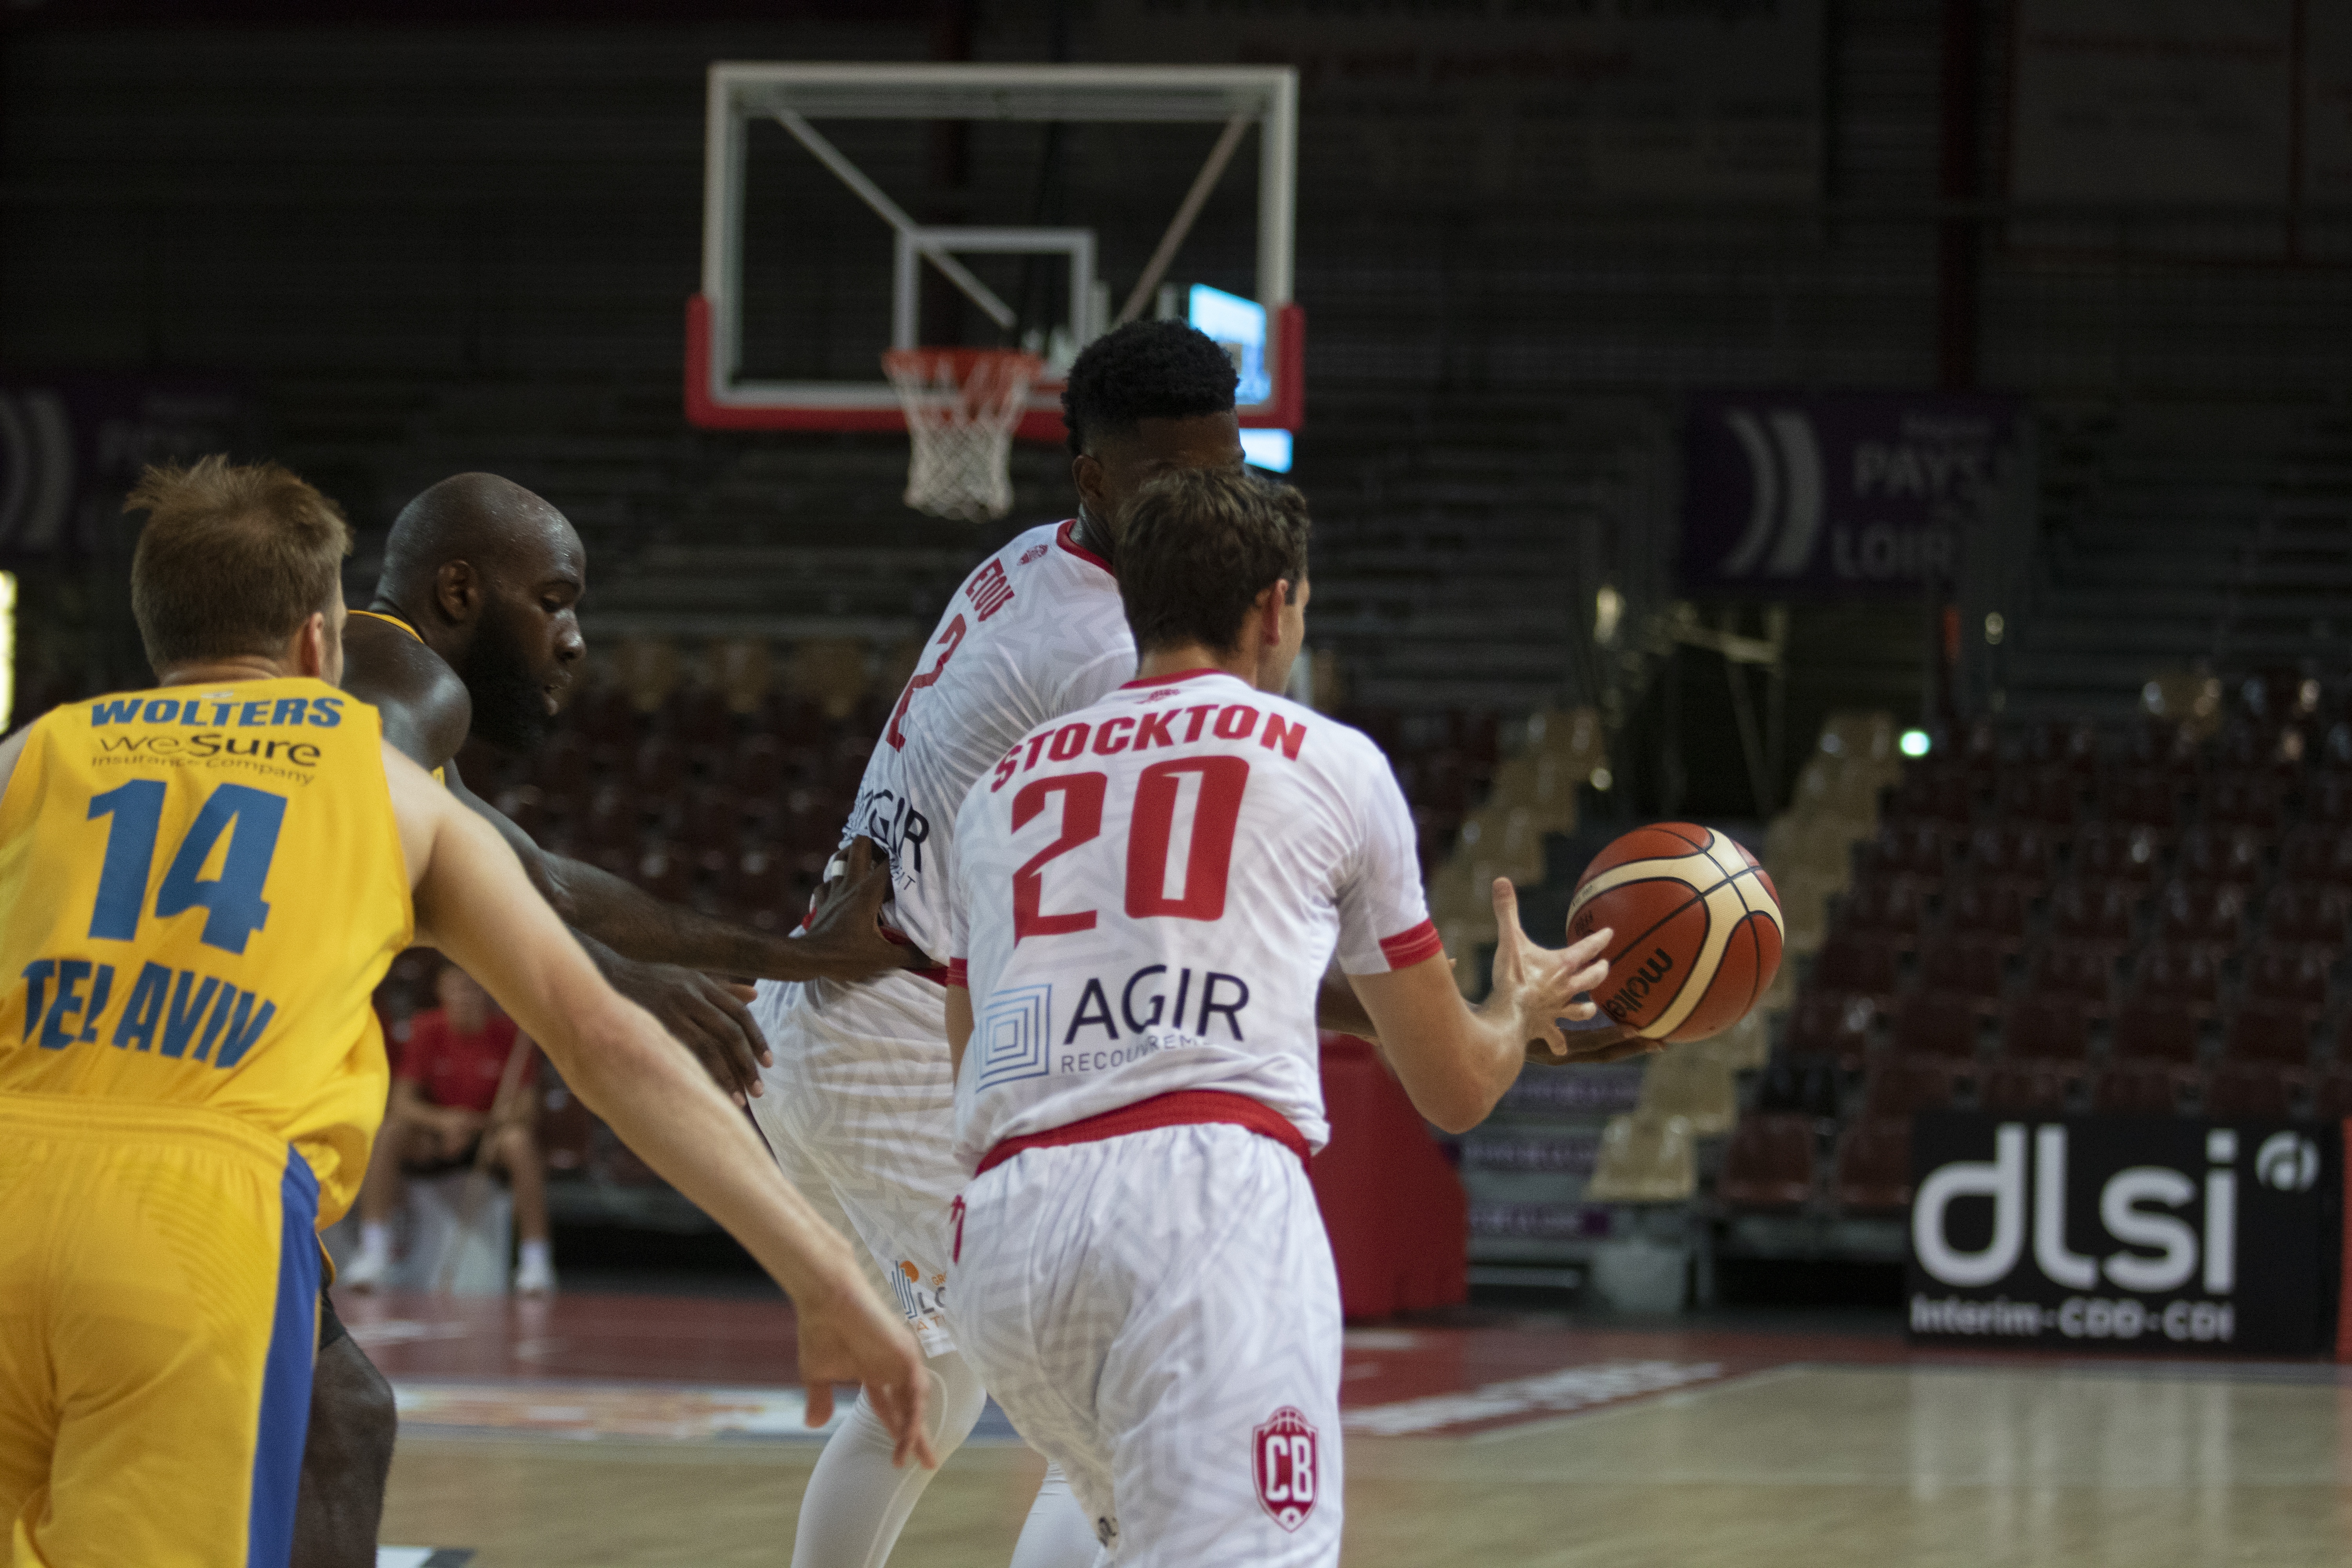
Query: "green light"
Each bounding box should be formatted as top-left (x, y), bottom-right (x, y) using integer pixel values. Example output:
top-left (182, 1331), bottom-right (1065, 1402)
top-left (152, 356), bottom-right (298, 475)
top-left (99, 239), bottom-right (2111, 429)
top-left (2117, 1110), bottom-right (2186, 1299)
top-left (1899, 728), bottom-right (1931, 758)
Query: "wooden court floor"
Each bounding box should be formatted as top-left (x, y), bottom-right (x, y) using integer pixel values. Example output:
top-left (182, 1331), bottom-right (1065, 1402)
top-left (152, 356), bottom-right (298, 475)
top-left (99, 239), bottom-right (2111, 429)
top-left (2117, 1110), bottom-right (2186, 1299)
top-left (379, 1356), bottom-right (2352, 1566)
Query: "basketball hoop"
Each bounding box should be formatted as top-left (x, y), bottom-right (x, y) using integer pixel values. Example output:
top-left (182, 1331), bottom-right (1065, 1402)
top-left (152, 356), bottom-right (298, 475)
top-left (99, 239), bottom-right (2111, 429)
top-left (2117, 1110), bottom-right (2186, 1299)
top-left (882, 348), bottom-right (1045, 523)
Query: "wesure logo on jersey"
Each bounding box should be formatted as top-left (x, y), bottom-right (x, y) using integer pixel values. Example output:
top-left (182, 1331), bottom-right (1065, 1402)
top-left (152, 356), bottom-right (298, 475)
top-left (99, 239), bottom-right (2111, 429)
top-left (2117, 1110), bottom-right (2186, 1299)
top-left (1252, 1407), bottom-right (1320, 1532)
top-left (1906, 1113), bottom-right (2338, 1356)
top-left (1680, 392), bottom-right (2017, 597)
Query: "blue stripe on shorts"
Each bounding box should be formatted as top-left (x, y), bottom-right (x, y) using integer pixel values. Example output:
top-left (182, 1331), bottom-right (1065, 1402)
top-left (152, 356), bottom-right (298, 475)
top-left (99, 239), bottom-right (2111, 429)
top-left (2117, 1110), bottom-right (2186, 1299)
top-left (247, 1148), bottom-right (321, 1568)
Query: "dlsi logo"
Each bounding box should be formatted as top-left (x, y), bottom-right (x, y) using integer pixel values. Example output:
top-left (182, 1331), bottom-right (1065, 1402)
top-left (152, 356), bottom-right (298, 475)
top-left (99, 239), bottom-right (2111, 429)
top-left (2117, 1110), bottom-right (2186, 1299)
top-left (2257, 1131), bottom-right (2319, 1192)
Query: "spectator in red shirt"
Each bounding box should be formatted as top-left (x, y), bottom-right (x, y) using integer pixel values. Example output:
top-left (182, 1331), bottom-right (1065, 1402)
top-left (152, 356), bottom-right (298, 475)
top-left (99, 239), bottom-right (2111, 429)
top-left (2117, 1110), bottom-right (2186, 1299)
top-left (344, 962), bottom-right (556, 1294)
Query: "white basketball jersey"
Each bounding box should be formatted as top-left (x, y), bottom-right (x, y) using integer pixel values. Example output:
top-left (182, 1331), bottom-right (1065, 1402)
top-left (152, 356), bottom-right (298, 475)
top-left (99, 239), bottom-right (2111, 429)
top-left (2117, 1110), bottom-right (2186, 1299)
top-left (944, 669), bottom-right (1441, 1167)
top-left (841, 521), bottom-right (1136, 964)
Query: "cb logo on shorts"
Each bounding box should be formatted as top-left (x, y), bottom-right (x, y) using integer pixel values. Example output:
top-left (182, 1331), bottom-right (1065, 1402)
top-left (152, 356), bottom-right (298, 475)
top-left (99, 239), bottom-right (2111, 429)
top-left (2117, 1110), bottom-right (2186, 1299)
top-left (1252, 1406), bottom-right (1319, 1532)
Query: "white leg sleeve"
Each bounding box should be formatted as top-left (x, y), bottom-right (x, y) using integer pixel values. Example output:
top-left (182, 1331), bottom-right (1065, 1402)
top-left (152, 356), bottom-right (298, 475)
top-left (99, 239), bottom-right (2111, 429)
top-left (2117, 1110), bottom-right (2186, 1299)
top-left (1008, 1463), bottom-right (1109, 1568)
top-left (791, 1348), bottom-right (990, 1568)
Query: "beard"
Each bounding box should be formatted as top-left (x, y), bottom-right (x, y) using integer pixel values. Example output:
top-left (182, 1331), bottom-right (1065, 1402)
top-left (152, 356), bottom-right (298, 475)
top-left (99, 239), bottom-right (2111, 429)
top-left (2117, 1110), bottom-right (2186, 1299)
top-left (459, 620), bottom-right (557, 755)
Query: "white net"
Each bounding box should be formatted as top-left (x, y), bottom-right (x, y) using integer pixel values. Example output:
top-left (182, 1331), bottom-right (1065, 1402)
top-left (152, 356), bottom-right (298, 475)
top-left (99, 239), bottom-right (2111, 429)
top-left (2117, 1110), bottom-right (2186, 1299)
top-left (882, 348), bottom-right (1045, 523)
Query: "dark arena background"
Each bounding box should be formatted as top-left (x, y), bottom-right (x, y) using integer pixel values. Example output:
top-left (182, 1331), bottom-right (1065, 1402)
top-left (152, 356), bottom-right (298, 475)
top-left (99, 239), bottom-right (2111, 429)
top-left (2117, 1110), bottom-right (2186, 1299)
top-left (5, 2), bottom-right (2352, 1564)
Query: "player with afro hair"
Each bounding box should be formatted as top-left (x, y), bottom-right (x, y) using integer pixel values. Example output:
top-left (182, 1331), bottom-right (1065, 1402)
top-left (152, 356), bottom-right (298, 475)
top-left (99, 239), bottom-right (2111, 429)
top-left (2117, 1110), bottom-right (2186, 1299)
top-left (1060, 318), bottom-right (1245, 563)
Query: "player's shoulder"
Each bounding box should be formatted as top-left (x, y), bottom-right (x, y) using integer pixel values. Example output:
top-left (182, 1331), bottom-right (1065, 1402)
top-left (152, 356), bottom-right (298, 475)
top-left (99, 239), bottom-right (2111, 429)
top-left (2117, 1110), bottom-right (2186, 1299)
top-left (343, 615), bottom-right (471, 770)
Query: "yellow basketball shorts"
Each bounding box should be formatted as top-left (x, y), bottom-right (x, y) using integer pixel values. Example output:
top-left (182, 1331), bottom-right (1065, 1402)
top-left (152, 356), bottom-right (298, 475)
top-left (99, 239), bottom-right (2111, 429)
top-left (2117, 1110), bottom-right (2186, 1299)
top-left (0, 1092), bottom-right (322, 1568)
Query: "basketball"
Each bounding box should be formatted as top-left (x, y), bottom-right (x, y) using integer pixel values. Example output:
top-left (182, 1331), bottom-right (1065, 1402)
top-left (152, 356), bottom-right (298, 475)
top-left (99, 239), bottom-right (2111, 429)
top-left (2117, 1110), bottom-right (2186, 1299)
top-left (1564, 823), bottom-right (1784, 1042)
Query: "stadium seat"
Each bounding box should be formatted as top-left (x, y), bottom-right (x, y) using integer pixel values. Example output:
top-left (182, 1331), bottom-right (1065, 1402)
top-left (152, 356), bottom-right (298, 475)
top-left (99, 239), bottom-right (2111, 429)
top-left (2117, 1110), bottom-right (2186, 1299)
top-left (673, 681), bottom-right (735, 754)
top-left (1978, 1059), bottom-right (2079, 1114)
top-left (2074, 823), bottom-right (2166, 893)
top-left (580, 786), bottom-right (642, 851)
top-left (2110, 998), bottom-right (2201, 1064)
top-left (1954, 717), bottom-right (2006, 786)
top-left (632, 735), bottom-right (688, 797)
top-left (2047, 879), bottom-right (2139, 954)
top-left (568, 683), bottom-right (637, 751)
top-left (2092, 1061), bottom-right (2186, 1116)
top-left (2202, 773), bottom-right (2285, 830)
top-left (1889, 996), bottom-right (1980, 1061)
top-left (2239, 944), bottom-right (2332, 1019)
top-left (1914, 936), bottom-right (2009, 1014)
top-left (1584, 1113), bottom-right (1698, 1203)
top-left (1830, 875), bottom-right (1928, 951)
top-left (1884, 766), bottom-right (1974, 840)
top-left (2131, 942), bottom-right (2223, 1017)
top-left (2123, 720), bottom-right (2204, 780)
top-left (2201, 1061), bottom-right (2294, 1120)
top-left (635, 846), bottom-right (694, 905)
top-left (2279, 826), bottom-right (2352, 888)
top-left (2312, 1068), bottom-right (2352, 1123)
top-left (2305, 773), bottom-right (2352, 826)
top-left (1857, 822), bottom-right (1948, 887)
top-left (1754, 1052), bottom-right (1842, 1119)
top-left (2003, 997), bottom-right (2091, 1061)
top-left (2028, 942), bottom-right (2120, 1014)
top-left (1831, 1118), bottom-right (1915, 1212)
top-left (2220, 1003), bottom-right (2315, 1065)
top-left (726, 733), bottom-right (788, 796)
top-left (2026, 720), bottom-right (2100, 780)
top-left (2263, 883), bottom-right (2352, 949)
top-left (1964, 823), bottom-right (2056, 891)
top-left (2098, 772), bottom-right (2181, 831)
top-left (828, 735), bottom-right (877, 794)
top-left (1781, 993), bottom-right (1878, 1070)
top-left (2153, 880), bottom-right (2251, 954)
top-left (1636, 1049), bottom-right (1736, 1137)
top-left (2175, 824), bottom-right (2263, 888)
top-left (1715, 1113), bottom-right (1818, 1209)
top-left (1861, 1056), bottom-right (1958, 1118)
top-left (1811, 936), bottom-right (1902, 1008)
top-left (677, 785), bottom-right (744, 857)
top-left (1699, 1009), bottom-right (1771, 1072)
top-left (1993, 769), bottom-right (2080, 833)
top-left (1944, 880), bottom-right (2031, 951)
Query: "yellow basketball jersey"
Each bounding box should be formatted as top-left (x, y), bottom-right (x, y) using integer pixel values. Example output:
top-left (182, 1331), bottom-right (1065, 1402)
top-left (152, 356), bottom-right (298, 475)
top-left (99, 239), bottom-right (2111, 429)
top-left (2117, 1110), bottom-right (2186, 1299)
top-left (0, 677), bottom-right (413, 1226)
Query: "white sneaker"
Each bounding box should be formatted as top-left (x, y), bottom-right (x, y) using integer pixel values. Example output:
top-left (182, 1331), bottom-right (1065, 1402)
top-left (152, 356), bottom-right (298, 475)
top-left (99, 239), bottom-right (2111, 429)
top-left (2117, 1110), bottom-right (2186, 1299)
top-left (341, 1244), bottom-right (392, 1292)
top-left (514, 1252), bottom-right (557, 1296)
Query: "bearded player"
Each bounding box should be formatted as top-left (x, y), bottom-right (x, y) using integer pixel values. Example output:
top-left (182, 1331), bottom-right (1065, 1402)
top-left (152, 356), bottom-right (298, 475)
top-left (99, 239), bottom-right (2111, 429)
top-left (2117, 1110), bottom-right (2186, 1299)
top-left (0, 457), bottom-right (931, 1568)
top-left (941, 466), bottom-right (1624, 1564)
top-left (745, 321), bottom-right (1263, 1568)
top-left (293, 472), bottom-right (912, 1567)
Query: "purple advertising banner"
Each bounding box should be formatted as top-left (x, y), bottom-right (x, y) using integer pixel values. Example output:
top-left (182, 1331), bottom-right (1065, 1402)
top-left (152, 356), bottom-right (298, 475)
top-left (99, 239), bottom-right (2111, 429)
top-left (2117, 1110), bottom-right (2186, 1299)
top-left (1681, 392), bottom-right (2019, 596)
top-left (0, 378), bottom-right (248, 562)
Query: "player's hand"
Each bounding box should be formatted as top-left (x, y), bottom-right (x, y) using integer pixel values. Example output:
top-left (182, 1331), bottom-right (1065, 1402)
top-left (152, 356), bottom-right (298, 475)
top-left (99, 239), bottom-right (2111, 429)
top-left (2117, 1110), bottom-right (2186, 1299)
top-left (794, 837), bottom-right (927, 979)
top-left (1484, 878), bottom-right (1619, 1062)
top-left (792, 1269), bottom-right (940, 1470)
top-left (1524, 916), bottom-right (1656, 1063)
top-left (605, 954), bottom-right (770, 1102)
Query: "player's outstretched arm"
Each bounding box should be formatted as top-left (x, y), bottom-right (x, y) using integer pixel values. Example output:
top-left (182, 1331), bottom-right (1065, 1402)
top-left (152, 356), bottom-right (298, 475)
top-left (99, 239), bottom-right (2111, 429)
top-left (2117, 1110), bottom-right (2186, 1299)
top-left (387, 745), bottom-right (937, 1467)
top-left (1347, 880), bottom-right (1635, 1133)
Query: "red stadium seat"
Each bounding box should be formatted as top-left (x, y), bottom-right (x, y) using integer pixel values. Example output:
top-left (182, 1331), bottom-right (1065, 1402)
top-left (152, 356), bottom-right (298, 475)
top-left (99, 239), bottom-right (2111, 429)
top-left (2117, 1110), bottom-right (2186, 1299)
top-left (1782, 992), bottom-right (1878, 1069)
top-left (2132, 942), bottom-right (2223, 1017)
top-left (1964, 824), bottom-right (2057, 891)
top-left (828, 735), bottom-right (877, 795)
top-left (2222, 1002), bottom-right (2316, 1065)
top-left (676, 785), bottom-right (744, 857)
top-left (2201, 1062), bottom-right (2294, 1120)
top-left (2110, 998), bottom-right (2200, 1064)
top-left (1945, 880), bottom-right (2031, 951)
top-left (2264, 884), bottom-right (2352, 950)
top-left (1717, 1114), bottom-right (1818, 1209)
top-left (2153, 881), bottom-right (2250, 954)
top-left (2202, 773), bottom-right (2284, 830)
top-left (2029, 942), bottom-right (2119, 1014)
top-left (1886, 767), bottom-right (1975, 840)
top-left (1812, 936), bottom-right (1902, 1007)
top-left (2048, 880), bottom-right (2139, 954)
top-left (2124, 721), bottom-right (2203, 781)
top-left (2026, 720), bottom-right (2100, 780)
top-left (1754, 1053), bottom-right (1842, 1120)
top-left (1832, 1119), bottom-right (1915, 1212)
top-left (632, 735), bottom-right (689, 796)
top-left (1831, 876), bottom-right (1929, 952)
top-left (1861, 1056), bottom-right (1958, 1118)
top-left (2098, 771), bottom-right (2180, 831)
top-left (726, 733), bottom-right (789, 796)
top-left (1993, 769), bottom-right (2080, 832)
top-left (2176, 825), bottom-right (2263, 888)
top-left (634, 845), bottom-right (695, 906)
top-left (673, 683), bottom-right (735, 754)
top-left (2239, 944), bottom-right (2331, 1020)
top-left (1890, 996), bottom-right (1980, 1061)
top-left (1915, 936), bottom-right (2008, 1014)
top-left (1979, 1059), bottom-right (2078, 1114)
top-left (2280, 826), bottom-right (2352, 888)
top-left (1955, 717), bottom-right (2006, 785)
top-left (580, 786), bottom-right (642, 851)
top-left (2003, 997), bottom-right (2091, 1061)
top-left (2314, 1068), bottom-right (2352, 1123)
top-left (2074, 823), bottom-right (2166, 894)
top-left (1858, 822), bottom-right (1948, 886)
top-left (2306, 774), bottom-right (2352, 826)
top-left (2092, 1061), bottom-right (2186, 1116)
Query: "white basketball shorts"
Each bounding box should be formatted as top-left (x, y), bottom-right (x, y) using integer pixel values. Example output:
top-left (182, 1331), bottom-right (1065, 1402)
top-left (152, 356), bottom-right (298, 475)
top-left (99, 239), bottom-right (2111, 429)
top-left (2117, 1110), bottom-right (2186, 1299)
top-left (949, 1122), bottom-right (1343, 1566)
top-left (749, 972), bottom-right (962, 1356)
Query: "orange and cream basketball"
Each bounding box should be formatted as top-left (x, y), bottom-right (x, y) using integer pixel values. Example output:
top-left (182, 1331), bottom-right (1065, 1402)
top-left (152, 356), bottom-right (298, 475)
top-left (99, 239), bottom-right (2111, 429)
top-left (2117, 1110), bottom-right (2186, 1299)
top-left (1565, 823), bottom-right (1783, 1042)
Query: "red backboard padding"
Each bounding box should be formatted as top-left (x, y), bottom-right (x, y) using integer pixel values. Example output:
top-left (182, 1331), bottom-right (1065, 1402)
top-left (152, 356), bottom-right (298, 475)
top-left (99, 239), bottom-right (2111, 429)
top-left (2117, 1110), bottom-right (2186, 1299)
top-left (1310, 1033), bottom-right (1468, 1321)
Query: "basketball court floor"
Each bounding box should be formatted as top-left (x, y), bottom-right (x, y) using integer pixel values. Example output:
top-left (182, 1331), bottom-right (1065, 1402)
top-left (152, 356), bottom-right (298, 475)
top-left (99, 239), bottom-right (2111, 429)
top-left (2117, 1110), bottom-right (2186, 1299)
top-left (352, 1289), bottom-right (2352, 1566)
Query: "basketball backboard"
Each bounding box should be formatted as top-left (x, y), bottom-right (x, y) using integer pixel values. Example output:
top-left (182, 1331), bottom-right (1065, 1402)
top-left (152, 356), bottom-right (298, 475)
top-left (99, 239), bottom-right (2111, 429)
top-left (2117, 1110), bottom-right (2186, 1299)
top-left (686, 62), bottom-right (1302, 443)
